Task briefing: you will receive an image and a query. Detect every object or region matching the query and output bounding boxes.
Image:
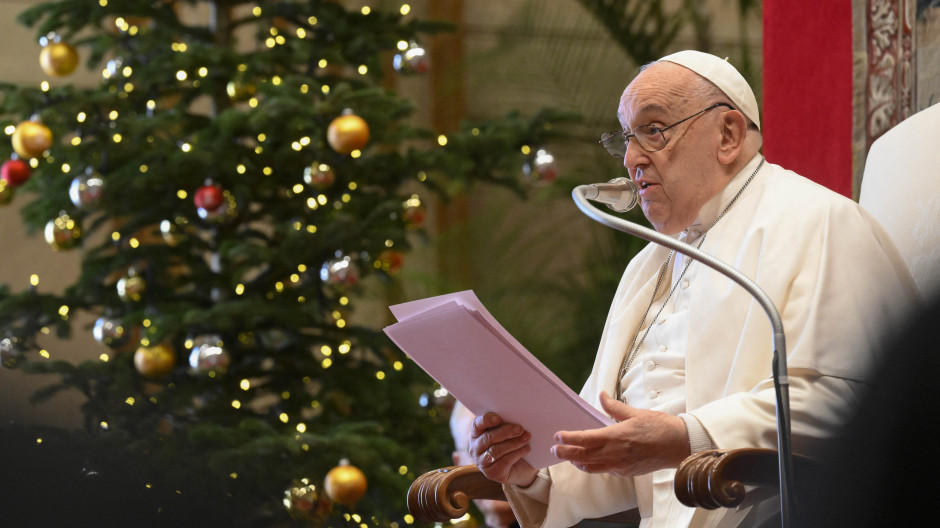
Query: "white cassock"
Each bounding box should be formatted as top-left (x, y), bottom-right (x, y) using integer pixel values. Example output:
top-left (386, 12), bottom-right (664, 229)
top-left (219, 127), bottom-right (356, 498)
top-left (503, 154), bottom-right (919, 528)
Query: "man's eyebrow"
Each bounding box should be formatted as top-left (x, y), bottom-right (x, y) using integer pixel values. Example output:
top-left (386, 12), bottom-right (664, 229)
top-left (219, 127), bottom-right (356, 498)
top-left (618, 103), bottom-right (671, 126)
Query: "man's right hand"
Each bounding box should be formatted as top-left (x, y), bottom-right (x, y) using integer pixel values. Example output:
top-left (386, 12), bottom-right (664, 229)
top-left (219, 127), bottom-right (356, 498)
top-left (469, 412), bottom-right (538, 487)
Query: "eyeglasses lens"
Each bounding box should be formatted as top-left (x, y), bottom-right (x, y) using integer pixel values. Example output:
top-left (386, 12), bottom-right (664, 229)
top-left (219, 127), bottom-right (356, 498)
top-left (600, 126), bottom-right (665, 158)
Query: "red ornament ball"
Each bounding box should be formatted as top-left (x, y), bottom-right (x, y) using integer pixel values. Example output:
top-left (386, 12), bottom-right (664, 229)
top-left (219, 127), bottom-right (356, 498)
top-left (194, 183), bottom-right (224, 211)
top-left (377, 250), bottom-right (404, 275)
top-left (1, 159), bottom-right (31, 188)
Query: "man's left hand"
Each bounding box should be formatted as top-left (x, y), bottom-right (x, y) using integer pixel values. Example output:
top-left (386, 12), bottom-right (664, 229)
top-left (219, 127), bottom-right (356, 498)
top-left (550, 391), bottom-right (691, 477)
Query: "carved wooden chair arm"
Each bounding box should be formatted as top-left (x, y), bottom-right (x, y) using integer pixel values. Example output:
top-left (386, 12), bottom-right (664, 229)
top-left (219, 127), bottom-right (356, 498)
top-left (407, 465), bottom-right (505, 523)
top-left (674, 448), bottom-right (821, 510)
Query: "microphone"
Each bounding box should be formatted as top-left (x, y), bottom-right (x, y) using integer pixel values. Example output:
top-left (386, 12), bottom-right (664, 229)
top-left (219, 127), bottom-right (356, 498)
top-left (578, 178), bottom-right (640, 212)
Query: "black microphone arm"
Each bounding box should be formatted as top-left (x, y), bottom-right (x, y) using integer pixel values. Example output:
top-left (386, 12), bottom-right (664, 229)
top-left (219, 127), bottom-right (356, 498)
top-left (572, 181), bottom-right (794, 528)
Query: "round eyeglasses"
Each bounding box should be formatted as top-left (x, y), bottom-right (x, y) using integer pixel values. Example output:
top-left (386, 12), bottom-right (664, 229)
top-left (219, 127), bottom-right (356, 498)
top-left (599, 102), bottom-right (733, 158)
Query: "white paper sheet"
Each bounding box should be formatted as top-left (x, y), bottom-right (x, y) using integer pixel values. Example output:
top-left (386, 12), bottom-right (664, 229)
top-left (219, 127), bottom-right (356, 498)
top-left (384, 290), bottom-right (612, 469)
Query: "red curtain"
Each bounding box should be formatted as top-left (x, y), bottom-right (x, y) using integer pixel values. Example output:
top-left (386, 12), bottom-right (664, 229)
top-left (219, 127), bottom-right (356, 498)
top-left (763, 1), bottom-right (853, 197)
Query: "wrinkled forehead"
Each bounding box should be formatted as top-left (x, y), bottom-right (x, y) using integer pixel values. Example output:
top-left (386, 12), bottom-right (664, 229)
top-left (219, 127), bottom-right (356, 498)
top-left (617, 63), bottom-right (697, 128)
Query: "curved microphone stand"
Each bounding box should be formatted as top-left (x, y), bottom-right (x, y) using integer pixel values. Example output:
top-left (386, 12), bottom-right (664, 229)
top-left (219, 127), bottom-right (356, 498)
top-left (572, 183), bottom-right (793, 528)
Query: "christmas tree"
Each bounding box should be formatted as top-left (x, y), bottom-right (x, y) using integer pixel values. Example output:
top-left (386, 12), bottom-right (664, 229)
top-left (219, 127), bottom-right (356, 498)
top-left (0, 1), bottom-right (572, 526)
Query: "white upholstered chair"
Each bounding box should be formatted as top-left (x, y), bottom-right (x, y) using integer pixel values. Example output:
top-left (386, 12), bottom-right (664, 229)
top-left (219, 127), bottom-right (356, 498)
top-left (859, 102), bottom-right (940, 299)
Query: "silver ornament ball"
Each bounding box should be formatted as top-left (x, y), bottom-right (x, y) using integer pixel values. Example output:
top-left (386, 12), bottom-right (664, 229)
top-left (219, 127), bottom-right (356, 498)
top-left (92, 316), bottom-right (129, 348)
top-left (187, 334), bottom-right (230, 376)
top-left (69, 168), bottom-right (105, 208)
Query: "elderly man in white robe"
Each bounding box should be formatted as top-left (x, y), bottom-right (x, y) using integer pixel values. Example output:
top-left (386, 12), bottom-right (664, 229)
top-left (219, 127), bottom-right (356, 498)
top-left (467, 50), bottom-right (918, 528)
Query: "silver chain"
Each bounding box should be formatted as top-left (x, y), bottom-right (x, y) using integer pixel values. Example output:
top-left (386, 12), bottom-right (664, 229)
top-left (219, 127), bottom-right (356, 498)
top-left (616, 157), bottom-right (765, 400)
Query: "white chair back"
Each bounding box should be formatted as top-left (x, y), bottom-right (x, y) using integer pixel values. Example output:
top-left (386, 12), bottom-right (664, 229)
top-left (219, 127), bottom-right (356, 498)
top-left (859, 103), bottom-right (940, 299)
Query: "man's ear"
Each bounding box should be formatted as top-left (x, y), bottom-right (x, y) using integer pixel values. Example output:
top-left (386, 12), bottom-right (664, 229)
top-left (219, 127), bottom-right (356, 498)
top-left (717, 108), bottom-right (748, 165)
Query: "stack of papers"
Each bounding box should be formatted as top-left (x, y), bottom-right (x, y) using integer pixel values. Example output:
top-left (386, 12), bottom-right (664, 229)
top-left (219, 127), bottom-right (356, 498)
top-left (384, 290), bottom-right (612, 469)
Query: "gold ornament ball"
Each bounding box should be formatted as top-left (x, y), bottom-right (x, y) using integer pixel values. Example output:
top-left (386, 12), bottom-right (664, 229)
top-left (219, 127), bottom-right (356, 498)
top-left (324, 462), bottom-right (367, 507)
top-left (134, 343), bottom-right (176, 378)
top-left (44, 213), bottom-right (83, 251)
top-left (12, 120), bottom-right (53, 159)
top-left (0, 180), bottom-right (14, 205)
top-left (39, 42), bottom-right (79, 77)
top-left (284, 478), bottom-right (332, 523)
top-left (226, 78), bottom-right (257, 101)
top-left (327, 114), bottom-right (370, 155)
top-left (117, 274), bottom-right (147, 302)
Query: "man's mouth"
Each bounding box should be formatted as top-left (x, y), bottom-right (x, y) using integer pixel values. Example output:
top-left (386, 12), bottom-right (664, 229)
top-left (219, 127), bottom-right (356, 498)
top-left (639, 181), bottom-right (652, 189)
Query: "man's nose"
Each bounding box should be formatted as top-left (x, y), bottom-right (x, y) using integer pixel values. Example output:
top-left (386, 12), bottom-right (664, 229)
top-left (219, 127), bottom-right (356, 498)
top-left (623, 139), bottom-right (647, 172)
